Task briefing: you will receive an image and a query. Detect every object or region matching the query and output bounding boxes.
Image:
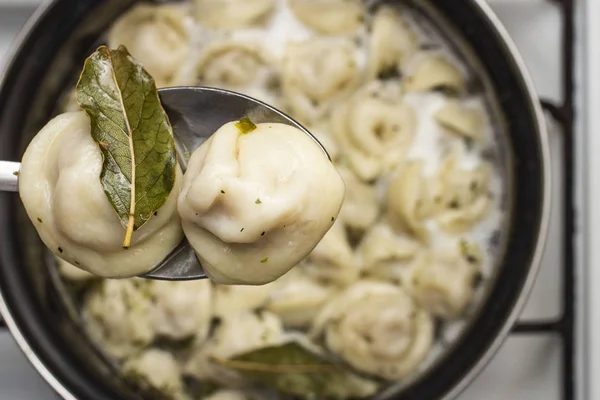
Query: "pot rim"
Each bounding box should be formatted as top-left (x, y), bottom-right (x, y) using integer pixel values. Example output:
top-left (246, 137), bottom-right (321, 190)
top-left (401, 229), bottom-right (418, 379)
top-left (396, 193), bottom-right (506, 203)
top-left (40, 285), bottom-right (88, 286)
top-left (0, 0), bottom-right (552, 399)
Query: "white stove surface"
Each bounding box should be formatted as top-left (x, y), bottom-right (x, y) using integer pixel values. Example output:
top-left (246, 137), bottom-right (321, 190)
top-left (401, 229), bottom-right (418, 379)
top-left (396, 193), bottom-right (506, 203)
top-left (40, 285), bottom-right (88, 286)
top-left (0, 1), bottom-right (583, 399)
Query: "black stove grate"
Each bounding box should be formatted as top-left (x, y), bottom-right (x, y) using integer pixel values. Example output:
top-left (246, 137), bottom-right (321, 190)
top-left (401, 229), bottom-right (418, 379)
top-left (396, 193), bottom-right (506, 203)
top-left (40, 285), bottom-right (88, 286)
top-left (0, 0), bottom-right (579, 398)
top-left (511, 0), bottom-right (576, 399)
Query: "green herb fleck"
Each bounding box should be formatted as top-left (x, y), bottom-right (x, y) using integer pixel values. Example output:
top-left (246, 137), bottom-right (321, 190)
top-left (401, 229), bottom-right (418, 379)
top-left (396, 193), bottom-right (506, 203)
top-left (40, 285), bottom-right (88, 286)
top-left (221, 190), bottom-right (226, 194)
top-left (236, 117), bottom-right (257, 134)
top-left (37, 217), bottom-right (43, 223)
top-left (255, 198), bottom-right (262, 204)
top-left (58, 247), bottom-right (63, 253)
top-left (12, 171), bottom-right (19, 176)
top-left (261, 231), bottom-right (266, 236)
top-left (241, 228), bottom-right (245, 232)
top-left (331, 216), bottom-right (335, 222)
top-left (260, 257), bottom-right (269, 263)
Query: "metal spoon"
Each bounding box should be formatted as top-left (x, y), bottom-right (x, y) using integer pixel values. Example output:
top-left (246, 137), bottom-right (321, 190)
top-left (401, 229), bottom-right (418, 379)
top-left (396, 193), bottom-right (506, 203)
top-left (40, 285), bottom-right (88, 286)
top-left (0, 86), bottom-right (329, 281)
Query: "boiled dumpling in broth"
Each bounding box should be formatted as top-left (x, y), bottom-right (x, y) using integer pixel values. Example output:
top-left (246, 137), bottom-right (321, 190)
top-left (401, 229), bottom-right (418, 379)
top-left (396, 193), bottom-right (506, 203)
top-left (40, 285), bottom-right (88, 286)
top-left (82, 279), bottom-right (156, 359)
top-left (407, 241), bottom-right (482, 319)
top-left (289, 0), bottom-right (366, 35)
top-left (358, 222), bottom-right (420, 281)
top-left (311, 281), bottom-right (434, 380)
top-left (178, 119), bottom-right (345, 285)
top-left (366, 6), bottom-right (418, 80)
top-left (337, 166), bottom-right (380, 232)
top-left (403, 53), bottom-right (466, 94)
top-left (282, 37), bottom-right (361, 125)
top-left (435, 100), bottom-right (485, 141)
top-left (18, 112), bottom-right (184, 278)
top-left (193, 0), bottom-right (276, 29)
top-left (432, 152), bottom-right (492, 233)
top-left (184, 310), bottom-right (285, 385)
top-left (122, 349), bottom-right (185, 398)
top-left (212, 282), bottom-right (277, 317)
top-left (332, 82), bottom-right (417, 181)
top-left (386, 160), bottom-right (433, 243)
top-left (108, 4), bottom-right (191, 88)
top-left (304, 218), bottom-right (361, 287)
top-left (186, 40), bottom-right (281, 106)
top-left (203, 390), bottom-right (251, 400)
top-left (147, 280), bottom-right (213, 341)
top-left (265, 268), bottom-right (336, 328)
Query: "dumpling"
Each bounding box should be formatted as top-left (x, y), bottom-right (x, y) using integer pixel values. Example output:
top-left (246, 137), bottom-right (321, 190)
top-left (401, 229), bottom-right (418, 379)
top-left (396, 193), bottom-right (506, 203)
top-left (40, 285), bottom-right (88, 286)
top-left (366, 6), bottom-right (418, 80)
top-left (178, 119), bottom-right (345, 285)
top-left (386, 160), bottom-right (433, 242)
top-left (337, 166), bottom-right (380, 232)
top-left (56, 257), bottom-right (97, 282)
top-left (108, 4), bottom-right (190, 88)
top-left (358, 223), bottom-right (420, 281)
top-left (82, 279), bottom-right (155, 359)
top-left (193, 0), bottom-right (276, 29)
top-left (265, 268), bottom-right (336, 328)
top-left (18, 112), bottom-right (184, 278)
top-left (282, 38), bottom-right (361, 125)
top-left (432, 152), bottom-right (492, 233)
top-left (213, 283), bottom-right (277, 317)
top-left (203, 390), bottom-right (250, 400)
top-left (147, 280), bottom-right (212, 341)
top-left (434, 101), bottom-right (485, 141)
top-left (311, 281), bottom-right (434, 380)
top-left (407, 240), bottom-right (482, 319)
top-left (184, 311), bottom-right (285, 383)
top-left (289, 0), bottom-right (366, 34)
top-left (305, 218), bottom-right (361, 287)
top-left (332, 82), bottom-right (417, 181)
top-left (122, 349), bottom-right (184, 398)
top-left (404, 54), bottom-right (466, 94)
top-left (188, 41), bottom-right (280, 105)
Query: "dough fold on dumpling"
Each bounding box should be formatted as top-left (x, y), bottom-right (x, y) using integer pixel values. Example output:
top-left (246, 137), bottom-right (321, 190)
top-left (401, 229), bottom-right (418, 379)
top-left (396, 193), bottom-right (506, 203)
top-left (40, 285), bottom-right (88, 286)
top-left (366, 6), bottom-right (418, 80)
top-left (178, 120), bottom-right (345, 285)
top-left (180, 40), bottom-right (280, 106)
top-left (332, 82), bottom-right (416, 181)
top-left (403, 53), bottom-right (466, 94)
top-left (358, 223), bottom-right (420, 282)
top-left (289, 0), bottom-right (366, 34)
top-left (406, 241), bottom-right (482, 319)
top-left (193, 0), bottom-right (276, 29)
top-left (311, 281), bottom-right (434, 380)
top-left (434, 101), bottom-right (485, 141)
top-left (109, 4), bottom-right (191, 88)
top-left (282, 38), bottom-right (361, 125)
top-left (432, 152), bottom-right (492, 233)
top-left (19, 112), bottom-right (184, 278)
top-left (304, 218), bottom-right (361, 286)
top-left (265, 268), bottom-right (336, 328)
top-left (184, 311), bottom-right (285, 385)
top-left (386, 160), bottom-right (433, 243)
top-left (337, 166), bottom-right (379, 232)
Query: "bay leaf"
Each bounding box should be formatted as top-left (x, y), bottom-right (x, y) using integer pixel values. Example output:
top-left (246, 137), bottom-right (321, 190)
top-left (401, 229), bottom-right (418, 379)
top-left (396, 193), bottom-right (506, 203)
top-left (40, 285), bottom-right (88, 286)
top-left (213, 341), bottom-right (379, 399)
top-left (76, 45), bottom-right (177, 247)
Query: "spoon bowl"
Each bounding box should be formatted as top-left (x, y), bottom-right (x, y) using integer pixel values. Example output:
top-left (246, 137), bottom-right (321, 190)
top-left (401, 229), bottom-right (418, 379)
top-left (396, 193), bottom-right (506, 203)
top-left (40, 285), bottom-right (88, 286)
top-left (0, 86), bottom-right (329, 281)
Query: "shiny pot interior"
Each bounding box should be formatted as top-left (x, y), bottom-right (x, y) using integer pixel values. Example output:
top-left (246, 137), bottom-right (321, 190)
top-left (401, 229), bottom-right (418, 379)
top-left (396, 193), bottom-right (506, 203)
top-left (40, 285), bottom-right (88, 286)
top-left (0, 0), bottom-right (550, 399)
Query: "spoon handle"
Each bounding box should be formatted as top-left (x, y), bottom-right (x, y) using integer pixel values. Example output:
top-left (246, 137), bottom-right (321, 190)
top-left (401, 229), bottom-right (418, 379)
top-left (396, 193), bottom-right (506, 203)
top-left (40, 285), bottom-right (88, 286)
top-left (0, 161), bottom-right (20, 192)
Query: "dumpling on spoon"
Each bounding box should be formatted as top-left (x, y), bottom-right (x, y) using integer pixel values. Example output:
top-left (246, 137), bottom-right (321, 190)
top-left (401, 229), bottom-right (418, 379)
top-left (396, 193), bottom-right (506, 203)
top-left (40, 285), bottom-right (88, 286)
top-left (18, 112), bottom-right (183, 278)
top-left (178, 118), bottom-right (345, 285)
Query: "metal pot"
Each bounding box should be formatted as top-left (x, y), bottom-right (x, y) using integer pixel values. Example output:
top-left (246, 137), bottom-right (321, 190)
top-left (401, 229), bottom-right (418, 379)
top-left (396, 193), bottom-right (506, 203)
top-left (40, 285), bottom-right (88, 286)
top-left (0, 0), bottom-right (551, 399)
